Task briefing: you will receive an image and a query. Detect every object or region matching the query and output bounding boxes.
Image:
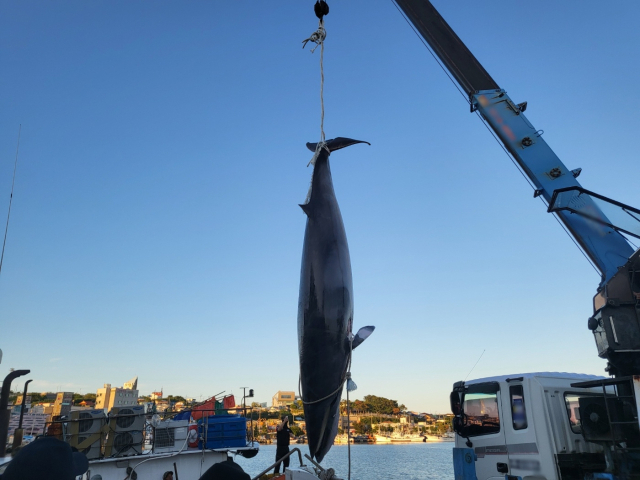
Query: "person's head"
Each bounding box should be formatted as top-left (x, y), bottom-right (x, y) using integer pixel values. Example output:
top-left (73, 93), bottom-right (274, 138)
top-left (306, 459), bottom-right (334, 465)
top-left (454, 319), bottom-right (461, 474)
top-left (198, 458), bottom-right (250, 480)
top-left (163, 472), bottom-right (174, 480)
top-left (281, 416), bottom-right (288, 424)
top-left (1, 437), bottom-right (89, 480)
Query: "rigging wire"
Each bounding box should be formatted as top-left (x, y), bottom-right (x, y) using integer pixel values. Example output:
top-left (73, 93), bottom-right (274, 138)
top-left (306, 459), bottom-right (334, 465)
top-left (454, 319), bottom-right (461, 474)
top-left (0, 125), bottom-right (22, 276)
top-left (619, 232), bottom-right (638, 251)
top-left (390, 1), bottom-right (602, 276)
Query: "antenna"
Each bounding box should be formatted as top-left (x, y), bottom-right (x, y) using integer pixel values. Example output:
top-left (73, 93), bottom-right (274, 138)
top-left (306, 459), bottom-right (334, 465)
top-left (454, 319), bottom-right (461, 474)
top-left (464, 349), bottom-right (486, 382)
top-left (0, 125), bottom-right (22, 275)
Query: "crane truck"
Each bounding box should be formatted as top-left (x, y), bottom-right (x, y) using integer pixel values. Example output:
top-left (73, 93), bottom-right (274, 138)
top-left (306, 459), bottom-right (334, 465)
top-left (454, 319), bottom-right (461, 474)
top-left (394, 1), bottom-right (640, 479)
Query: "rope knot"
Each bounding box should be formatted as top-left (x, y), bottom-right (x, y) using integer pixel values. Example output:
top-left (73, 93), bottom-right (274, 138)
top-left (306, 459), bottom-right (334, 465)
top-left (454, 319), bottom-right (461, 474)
top-left (302, 24), bottom-right (326, 53)
top-left (307, 142), bottom-right (329, 167)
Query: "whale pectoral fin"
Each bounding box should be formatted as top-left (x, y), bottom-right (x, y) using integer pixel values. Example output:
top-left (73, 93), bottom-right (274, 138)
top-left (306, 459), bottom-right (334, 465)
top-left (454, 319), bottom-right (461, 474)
top-left (351, 325), bottom-right (375, 350)
top-left (299, 203), bottom-right (312, 216)
top-left (306, 137), bottom-right (371, 153)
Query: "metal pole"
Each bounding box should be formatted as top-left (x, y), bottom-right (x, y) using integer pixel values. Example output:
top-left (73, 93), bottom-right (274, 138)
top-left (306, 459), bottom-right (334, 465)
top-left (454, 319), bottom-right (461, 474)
top-left (0, 369), bottom-right (30, 457)
top-left (250, 448), bottom-right (305, 480)
top-left (18, 379), bottom-right (32, 428)
top-left (12, 379), bottom-right (32, 449)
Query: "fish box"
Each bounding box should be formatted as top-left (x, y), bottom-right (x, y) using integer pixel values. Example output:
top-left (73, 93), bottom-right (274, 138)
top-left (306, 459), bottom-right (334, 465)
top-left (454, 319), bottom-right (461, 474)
top-left (198, 416), bottom-right (247, 449)
top-left (199, 437), bottom-right (246, 450)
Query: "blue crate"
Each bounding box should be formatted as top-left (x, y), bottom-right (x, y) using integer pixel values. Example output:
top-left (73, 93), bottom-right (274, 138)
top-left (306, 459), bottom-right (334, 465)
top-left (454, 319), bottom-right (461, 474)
top-left (198, 415), bottom-right (242, 424)
top-left (202, 423), bottom-right (224, 432)
top-left (202, 431), bottom-right (244, 440)
top-left (198, 415), bottom-right (247, 448)
top-left (223, 421), bottom-right (245, 431)
top-left (199, 437), bottom-right (247, 450)
top-left (199, 417), bottom-right (246, 433)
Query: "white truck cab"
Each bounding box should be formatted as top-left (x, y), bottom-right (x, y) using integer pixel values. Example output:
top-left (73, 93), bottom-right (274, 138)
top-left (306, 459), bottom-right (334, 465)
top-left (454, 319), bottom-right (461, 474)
top-left (451, 372), bottom-right (609, 480)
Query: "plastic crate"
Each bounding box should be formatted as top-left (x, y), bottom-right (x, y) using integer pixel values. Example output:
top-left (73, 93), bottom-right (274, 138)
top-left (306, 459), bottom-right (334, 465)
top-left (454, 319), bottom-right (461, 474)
top-left (198, 416), bottom-right (246, 448)
top-left (199, 437), bottom-right (247, 449)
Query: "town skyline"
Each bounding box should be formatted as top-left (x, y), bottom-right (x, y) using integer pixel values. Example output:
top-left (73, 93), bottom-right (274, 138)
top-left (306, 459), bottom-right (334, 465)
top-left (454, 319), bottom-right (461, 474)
top-left (8, 382), bottom-right (447, 416)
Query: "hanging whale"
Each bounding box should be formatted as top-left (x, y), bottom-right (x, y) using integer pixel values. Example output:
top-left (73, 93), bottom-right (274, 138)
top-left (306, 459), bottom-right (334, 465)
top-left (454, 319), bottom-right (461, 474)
top-left (297, 137), bottom-right (375, 462)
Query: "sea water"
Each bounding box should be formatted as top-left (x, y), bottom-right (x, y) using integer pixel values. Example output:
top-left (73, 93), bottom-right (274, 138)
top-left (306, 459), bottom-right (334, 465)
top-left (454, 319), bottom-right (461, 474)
top-left (235, 443), bottom-right (454, 480)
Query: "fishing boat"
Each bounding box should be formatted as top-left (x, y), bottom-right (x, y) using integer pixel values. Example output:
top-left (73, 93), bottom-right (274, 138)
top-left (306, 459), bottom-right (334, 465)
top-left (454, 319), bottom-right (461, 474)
top-left (389, 432), bottom-right (425, 443)
top-left (333, 434), bottom-right (353, 444)
top-left (374, 434), bottom-right (391, 443)
top-left (1, 402), bottom-right (260, 480)
top-left (84, 407), bottom-right (259, 480)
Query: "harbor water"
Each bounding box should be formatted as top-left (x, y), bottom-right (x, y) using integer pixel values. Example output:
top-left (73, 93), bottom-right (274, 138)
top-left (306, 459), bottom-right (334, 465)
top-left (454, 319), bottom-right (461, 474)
top-left (235, 443), bottom-right (455, 480)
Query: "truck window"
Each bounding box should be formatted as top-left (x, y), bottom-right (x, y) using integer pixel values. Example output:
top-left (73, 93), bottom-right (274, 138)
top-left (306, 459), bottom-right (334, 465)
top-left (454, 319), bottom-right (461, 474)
top-left (510, 385), bottom-right (528, 430)
top-left (564, 393), bottom-right (583, 434)
top-left (461, 392), bottom-right (500, 437)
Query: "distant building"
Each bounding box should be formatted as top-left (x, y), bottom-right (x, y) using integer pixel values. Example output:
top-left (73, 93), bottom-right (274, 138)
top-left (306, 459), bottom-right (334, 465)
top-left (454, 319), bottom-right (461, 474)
top-left (14, 395), bottom-right (31, 406)
top-left (96, 376), bottom-right (139, 411)
top-left (53, 392), bottom-right (73, 417)
top-left (150, 390), bottom-right (163, 400)
top-left (123, 377), bottom-right (138, 390)
top-left (272, 391), bottom-right (296, 407)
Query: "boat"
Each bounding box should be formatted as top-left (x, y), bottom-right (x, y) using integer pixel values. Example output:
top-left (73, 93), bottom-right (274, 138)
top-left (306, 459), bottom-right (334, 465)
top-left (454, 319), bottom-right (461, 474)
top-left (253, 448), bottom-right (344, 480)
top-left (1, 403), bottom-right (260, 480)
top-left (374, 434), bottom-right (391, 443)
top-left (85, 408), bottom-right (259, 480)
top-left (353, 434), bottom-right (374, 444)
top-left (389, 432), bottom-right (426, 443)
top-left (440, 432), bottom-right (455, 442)
top-left (333, 434), bottom-right (353, 444)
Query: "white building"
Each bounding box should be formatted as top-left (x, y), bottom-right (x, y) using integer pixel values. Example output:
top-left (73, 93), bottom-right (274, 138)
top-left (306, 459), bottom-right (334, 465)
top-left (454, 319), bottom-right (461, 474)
top-left (271, 391), bottom-right (296, 407)
top-left (96, 376), bottom-right (139, 411)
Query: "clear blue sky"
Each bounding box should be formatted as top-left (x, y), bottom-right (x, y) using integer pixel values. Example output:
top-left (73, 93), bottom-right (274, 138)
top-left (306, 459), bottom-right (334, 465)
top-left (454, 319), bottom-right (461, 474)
top-left (1, 1), bottom-right (640, 413)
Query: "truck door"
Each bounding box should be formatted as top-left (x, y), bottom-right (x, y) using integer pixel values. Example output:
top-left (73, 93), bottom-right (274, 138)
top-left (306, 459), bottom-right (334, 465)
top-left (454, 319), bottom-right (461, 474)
top-left (459, 382), bottom-right (509, 480)
top-left (502, 381), bottom-right (551, 479)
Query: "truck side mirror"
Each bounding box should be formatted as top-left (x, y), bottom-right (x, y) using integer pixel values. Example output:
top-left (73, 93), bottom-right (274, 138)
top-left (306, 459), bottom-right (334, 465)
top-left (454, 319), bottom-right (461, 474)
top-left (450, 391), bottom-right (461, 415)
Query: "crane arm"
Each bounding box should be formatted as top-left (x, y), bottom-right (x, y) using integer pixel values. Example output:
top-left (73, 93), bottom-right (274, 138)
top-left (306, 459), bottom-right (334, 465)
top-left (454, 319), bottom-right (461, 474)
top-left (394, 0), bottom-right (634, 285)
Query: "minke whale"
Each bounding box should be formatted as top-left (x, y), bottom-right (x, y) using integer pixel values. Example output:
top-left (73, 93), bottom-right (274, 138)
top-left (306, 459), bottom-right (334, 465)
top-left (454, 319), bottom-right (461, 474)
top-left (297, 137), bottom-right (375, 462)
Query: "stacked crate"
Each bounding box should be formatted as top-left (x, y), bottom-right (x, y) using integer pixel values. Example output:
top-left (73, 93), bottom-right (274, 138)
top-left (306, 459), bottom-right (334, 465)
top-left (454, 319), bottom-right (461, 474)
top-left (198, 415), bottom-right (247, 449)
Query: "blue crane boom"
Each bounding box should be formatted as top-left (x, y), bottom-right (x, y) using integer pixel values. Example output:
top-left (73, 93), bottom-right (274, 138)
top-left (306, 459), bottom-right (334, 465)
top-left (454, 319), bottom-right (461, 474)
top-left (394, 0), bottom-right (634, 286)
top-left (391, 3), bottom-right (640, 477)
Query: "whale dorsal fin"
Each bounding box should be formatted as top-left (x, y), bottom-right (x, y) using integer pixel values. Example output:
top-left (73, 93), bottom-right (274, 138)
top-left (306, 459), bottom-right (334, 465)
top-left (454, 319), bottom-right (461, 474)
top-left (352, 325), bottom-right (375, 350)
top-left (306, 137), bottom-right (370, 153)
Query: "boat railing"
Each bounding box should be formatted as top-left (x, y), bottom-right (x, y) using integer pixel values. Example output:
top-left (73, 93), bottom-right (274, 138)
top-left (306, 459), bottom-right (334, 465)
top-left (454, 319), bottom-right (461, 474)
top-left (250, 447), bottom-right (306, 480)
top-left (41, 406), bottom-right (256, 460)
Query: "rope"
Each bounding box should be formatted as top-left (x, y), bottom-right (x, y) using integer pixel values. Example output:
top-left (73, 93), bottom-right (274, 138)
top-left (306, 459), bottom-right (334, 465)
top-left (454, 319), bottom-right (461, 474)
top-left (298, 346), bottom-right (351, 405)
top-left (319, 23), bottom-right (325, 144)
top-left (1, 125), bottom-right (21, 276)
top-left (346, 338), bottom-right (353, 480)
top-left (303, 19), bottom-right (327, 145)
top-left (307, 142), bottom-right (329, 169)
top-left (346, 379), bottom-right (351, 480)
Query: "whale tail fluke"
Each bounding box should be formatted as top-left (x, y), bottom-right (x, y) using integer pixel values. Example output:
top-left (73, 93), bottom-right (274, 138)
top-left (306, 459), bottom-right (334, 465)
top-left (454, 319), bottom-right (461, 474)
top-left (306, 137), bottom-right (370, 153)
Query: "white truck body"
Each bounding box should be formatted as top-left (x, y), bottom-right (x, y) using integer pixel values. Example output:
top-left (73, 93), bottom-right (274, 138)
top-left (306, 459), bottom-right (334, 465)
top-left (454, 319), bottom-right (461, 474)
top-left (454, 372), bottom-right (607, 480)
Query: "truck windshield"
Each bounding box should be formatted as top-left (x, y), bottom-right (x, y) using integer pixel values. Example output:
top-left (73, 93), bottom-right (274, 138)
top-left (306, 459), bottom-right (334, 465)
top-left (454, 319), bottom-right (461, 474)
top-left (461, 391), bottom-right (500, 437)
